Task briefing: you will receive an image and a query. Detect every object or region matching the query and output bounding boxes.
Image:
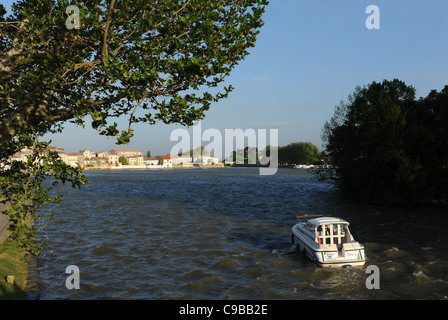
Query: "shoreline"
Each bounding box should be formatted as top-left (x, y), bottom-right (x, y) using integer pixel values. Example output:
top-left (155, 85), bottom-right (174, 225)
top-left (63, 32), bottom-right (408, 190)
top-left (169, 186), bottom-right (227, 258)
top-left (82, 163), bottom-right (229, 172)
top-left (0, 203), bottom-right (39, 300)
top-left (81, 164), bottom-right (314, 172)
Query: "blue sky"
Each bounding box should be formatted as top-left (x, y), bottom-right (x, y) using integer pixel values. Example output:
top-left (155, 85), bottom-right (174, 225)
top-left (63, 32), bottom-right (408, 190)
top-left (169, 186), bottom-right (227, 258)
top-left (3, 1), bottom-right (448, 157)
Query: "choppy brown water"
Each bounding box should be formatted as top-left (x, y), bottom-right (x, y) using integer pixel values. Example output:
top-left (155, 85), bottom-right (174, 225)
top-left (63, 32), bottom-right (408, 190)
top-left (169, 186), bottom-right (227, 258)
top-left (36, 168), bottom-right (448, 299)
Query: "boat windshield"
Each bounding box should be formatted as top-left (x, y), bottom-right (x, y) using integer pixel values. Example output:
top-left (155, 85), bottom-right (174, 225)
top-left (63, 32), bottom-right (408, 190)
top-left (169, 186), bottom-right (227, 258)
top-left (316, 223), bottom-right (349, 245)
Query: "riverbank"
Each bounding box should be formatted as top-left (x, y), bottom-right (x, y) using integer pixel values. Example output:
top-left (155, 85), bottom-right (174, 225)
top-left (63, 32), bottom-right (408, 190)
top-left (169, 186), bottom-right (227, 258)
top-left (0, 204), bottom-right (39, 300)
top-left (0, 210), bottom-right (28, 300)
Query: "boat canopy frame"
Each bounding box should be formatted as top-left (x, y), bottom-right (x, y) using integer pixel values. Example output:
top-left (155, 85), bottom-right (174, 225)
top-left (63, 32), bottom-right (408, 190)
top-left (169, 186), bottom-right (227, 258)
top-left (299, 217), bottom-right (354, 246)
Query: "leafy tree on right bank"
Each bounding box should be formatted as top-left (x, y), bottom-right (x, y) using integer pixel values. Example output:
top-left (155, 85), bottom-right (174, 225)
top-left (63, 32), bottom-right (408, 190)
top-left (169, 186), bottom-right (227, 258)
top-left (322, 79), bottom-right (448, 205)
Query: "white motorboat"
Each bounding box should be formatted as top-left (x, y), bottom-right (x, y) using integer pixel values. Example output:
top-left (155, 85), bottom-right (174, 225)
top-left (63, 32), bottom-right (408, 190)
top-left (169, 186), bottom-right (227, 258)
top-left (291, 215), bottom-right (366, 268)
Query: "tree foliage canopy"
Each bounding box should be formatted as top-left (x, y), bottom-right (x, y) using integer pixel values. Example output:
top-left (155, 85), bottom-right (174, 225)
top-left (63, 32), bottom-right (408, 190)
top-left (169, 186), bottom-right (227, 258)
top-left (0, 0), bottom-right (268, 256)
top-left (323, 79), bottom-right (448, 205)
top-left (1, 0), bottom-right (268, 144)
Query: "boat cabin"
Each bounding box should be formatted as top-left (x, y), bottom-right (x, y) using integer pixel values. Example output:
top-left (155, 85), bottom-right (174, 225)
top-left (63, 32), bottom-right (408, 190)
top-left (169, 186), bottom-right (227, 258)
top-left (300, 217), bottom-right (353, 246)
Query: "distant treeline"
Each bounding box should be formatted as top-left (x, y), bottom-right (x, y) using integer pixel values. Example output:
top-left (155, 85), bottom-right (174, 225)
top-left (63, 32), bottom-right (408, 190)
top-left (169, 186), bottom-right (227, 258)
top-left (230, 142), bottom-right (322, 165)
top-left (321, 79), bottom-right (448, 205)
top-left (276, 142), bottom-right (321, 166)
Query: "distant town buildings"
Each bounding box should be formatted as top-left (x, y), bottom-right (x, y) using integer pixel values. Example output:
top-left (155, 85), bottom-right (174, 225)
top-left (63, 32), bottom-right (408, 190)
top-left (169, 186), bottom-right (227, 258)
top-left (8, 146), bottom-right (222, 169)
top-left (109, 149), bottom-right (143, 157)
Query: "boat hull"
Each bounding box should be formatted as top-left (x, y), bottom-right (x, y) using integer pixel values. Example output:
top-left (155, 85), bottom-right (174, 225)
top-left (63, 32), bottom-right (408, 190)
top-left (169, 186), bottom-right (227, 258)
top-left (291, 224), bottom-right (366, 268)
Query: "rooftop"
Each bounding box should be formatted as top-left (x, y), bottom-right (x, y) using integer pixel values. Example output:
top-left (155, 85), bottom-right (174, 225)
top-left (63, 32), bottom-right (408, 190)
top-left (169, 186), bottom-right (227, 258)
top-left (110, 148), bottom-right (142, 153)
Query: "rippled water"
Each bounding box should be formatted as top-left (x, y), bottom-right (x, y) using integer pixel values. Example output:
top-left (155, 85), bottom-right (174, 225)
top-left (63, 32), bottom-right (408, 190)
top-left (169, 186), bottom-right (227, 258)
top-left (36, 168), bottom-right (448, 299)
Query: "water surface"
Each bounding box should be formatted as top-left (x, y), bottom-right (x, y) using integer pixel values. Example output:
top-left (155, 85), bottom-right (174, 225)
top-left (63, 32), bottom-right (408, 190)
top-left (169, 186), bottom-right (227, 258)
top-left (36, 168), bottom-right (448, 299)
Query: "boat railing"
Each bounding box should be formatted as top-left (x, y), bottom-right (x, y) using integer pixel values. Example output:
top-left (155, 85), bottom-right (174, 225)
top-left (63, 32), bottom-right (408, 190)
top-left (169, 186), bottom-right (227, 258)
top-left (316, 223), bottom-right (353, 246)
top-left (297, 221), bottom-right (355, 247)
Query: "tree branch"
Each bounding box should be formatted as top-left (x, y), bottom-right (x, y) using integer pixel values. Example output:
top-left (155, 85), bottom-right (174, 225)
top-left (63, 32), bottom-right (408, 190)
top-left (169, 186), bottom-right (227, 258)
top-left (101, 0), bottom-right (116, 62)
top-left (0, 19), bottom-right (34, 78)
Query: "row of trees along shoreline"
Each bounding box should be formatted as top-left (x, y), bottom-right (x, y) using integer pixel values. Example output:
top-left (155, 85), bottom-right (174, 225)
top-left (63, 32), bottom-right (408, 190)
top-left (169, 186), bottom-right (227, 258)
top-left (226, 142), bottom-right (323, 166)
